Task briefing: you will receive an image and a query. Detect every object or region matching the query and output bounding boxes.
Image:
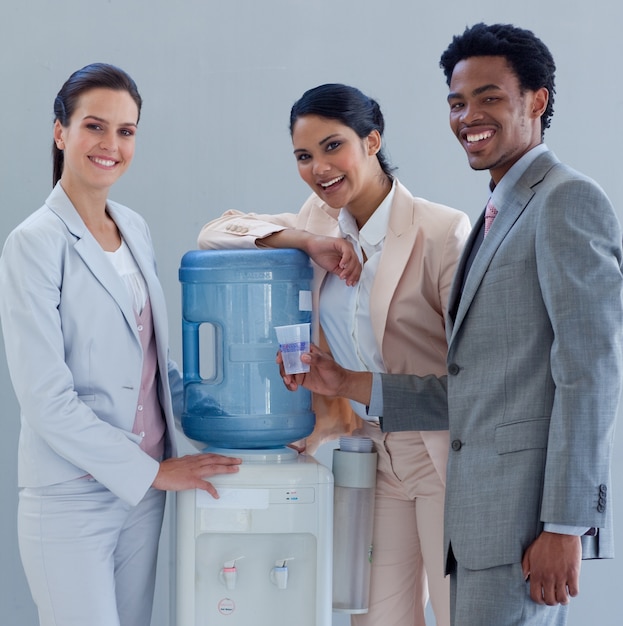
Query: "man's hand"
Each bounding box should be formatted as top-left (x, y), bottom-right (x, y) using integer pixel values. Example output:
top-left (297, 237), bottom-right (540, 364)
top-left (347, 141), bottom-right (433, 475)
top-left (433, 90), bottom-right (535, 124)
top-left (277, 343), bottom-right (372, 405)
top-left (521, 531), bottom-right (582, 605)
top-left (152, 453), bottom-right (242, 498)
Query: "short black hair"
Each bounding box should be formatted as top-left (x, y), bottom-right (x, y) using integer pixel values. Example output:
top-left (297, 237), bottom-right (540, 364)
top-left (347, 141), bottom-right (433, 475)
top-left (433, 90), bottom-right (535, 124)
top-left (440, 23), bottom-right (556, 136)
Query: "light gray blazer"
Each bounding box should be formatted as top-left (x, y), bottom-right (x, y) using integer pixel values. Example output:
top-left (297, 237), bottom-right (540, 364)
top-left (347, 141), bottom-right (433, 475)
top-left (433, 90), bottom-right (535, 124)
top-left (380, 149), bottom-right (623, 570)
top-left (0, 184), bottom-right (182, 506)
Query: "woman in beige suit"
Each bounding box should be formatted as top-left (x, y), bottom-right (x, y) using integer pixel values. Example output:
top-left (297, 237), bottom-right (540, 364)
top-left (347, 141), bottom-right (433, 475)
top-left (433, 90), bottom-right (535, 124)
top-left (198, 83), bottom-right (470, 626)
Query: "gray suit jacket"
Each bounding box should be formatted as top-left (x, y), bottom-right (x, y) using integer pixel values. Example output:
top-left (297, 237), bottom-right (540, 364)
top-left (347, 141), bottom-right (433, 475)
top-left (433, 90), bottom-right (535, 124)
top-left (0, 184), bottom-right (183, 506)
top-left (380, 149), bottom-right (623, 570)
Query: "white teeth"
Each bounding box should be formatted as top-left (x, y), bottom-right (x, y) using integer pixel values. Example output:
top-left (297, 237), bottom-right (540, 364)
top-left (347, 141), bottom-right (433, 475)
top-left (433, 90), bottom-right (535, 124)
top-left (466, 131), bottom-right (493, 143)
top-left (91, 157), bottom-right (116, 167)
top-left (320, 176), bottom-right (344, 188)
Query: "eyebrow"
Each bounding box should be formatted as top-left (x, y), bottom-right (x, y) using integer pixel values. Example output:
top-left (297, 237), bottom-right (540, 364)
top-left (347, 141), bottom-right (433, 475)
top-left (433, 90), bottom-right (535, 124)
top-left (293, 133), bottom-right (341, 154)
top-left (447, 83), bottom-right (501, 102)
top-left (83, 114), bottom-right (137, 128)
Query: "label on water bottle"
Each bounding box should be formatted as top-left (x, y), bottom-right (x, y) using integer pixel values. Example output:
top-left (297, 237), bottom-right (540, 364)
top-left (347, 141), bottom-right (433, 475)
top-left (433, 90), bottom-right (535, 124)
top-left (299, 290), bottom-right (312, 311)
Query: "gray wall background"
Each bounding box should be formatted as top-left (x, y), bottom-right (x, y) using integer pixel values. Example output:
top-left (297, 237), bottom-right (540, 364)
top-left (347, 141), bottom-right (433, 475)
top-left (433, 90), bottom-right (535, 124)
top-left (1, 1), bottom-right (621, 624)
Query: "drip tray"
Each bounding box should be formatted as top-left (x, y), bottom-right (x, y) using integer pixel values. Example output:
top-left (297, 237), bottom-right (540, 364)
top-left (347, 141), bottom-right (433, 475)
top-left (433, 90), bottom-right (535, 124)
top-left (202, 445), bottom-right (299, 463)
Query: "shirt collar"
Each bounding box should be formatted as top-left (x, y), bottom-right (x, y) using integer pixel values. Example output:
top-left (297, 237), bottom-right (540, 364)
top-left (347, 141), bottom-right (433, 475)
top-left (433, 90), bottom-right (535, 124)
top-left (338, 178), bottom-right (396, 251)
top-left (491, 143), bottom-right (548, 206)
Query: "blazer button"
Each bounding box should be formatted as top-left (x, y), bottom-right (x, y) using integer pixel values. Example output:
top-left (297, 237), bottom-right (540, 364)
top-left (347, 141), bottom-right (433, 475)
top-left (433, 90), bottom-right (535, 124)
top-left (451, 439), bottom-right (462, 451)
top-left (597, 504), bottom-right (606, 513)
top-left (448, 363), bottom-right (460, 376)
top-left (599, 484), bottom-right (608, 495)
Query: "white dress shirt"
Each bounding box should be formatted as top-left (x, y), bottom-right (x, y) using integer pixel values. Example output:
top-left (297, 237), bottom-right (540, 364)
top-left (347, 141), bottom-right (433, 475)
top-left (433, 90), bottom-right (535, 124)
top-left (319, 180), bottom-right (397, 421)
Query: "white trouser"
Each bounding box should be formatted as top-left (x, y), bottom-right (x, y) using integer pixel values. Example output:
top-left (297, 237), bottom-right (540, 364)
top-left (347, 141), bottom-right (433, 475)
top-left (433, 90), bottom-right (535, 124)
top-left (18, 478), bottom-right (165, 626)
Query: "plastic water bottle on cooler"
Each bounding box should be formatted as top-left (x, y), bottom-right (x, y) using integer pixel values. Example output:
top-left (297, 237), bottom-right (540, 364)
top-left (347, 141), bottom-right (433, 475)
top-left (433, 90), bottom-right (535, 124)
top-left (179, 248), bottom-right (315, 449)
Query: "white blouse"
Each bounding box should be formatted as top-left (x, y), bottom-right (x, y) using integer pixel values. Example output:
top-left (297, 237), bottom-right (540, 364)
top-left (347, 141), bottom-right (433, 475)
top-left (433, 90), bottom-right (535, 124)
top-left (104, 239), bottom-right (148, 314)
top-left (319, 180), bottom-right (397, 420)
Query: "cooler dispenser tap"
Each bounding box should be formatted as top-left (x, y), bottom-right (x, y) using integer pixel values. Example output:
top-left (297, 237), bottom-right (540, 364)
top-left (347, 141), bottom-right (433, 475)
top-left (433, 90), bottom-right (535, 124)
top-left (219, 557), bottom-right (244, 590)
top-left (270, 558), bottom-right (294, 590)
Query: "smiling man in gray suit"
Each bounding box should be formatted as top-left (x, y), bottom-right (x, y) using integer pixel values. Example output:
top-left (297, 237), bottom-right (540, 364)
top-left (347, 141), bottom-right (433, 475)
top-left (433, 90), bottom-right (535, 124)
top-left (281, 23), bottom-right (623, 626)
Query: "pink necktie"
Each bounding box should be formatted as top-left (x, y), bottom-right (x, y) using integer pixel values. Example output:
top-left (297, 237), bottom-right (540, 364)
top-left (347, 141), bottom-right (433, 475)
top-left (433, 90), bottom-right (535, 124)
top-left (484, 200), bottom-right (498, 237)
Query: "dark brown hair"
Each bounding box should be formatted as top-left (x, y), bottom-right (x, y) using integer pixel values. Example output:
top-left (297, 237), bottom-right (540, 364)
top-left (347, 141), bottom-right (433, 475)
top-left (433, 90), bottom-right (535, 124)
top-left (52, 63), bottom-right (142, 186)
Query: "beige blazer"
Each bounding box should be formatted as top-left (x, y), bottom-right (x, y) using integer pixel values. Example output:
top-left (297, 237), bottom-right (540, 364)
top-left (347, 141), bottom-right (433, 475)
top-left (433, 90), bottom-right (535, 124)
top-left (198, 181), bottom-right (470, 479)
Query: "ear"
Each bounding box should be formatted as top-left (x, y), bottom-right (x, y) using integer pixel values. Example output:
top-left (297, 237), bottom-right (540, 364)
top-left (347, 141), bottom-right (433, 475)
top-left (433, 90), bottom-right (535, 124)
top-left (366, 129), bottom-right (382, 156)
top-left (530, 87), bottom-right (549, 119)
top-left (53, 120), bottom-right (65, 150)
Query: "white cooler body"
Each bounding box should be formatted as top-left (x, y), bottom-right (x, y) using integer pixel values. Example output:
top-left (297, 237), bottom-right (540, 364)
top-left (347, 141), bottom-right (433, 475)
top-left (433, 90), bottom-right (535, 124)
top-left (176, 452), bottom-right (333, 626)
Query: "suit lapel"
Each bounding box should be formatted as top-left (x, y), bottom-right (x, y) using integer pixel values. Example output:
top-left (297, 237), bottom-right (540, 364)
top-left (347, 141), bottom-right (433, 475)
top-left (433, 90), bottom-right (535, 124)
top-left (302, 184), bottom-right (416, 351)
top-left (47, 186), bottom-right (139, 339)
top-left (448, 151), bottom-right (559, 343)
top-left (298, 195), bottom-right (341, 234)
top-left (370, 182), bottom-right (420, 350)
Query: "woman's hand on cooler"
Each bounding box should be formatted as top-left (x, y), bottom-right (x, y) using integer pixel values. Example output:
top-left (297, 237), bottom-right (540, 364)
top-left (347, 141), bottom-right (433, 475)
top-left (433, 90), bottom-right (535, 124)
top-left (152, 453), bottom-right (242, 498)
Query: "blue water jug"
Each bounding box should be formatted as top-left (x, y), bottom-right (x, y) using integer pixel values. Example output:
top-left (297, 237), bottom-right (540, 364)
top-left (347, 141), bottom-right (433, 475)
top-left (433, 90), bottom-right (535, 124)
top-left (179, 249), bottom-right (315, 449)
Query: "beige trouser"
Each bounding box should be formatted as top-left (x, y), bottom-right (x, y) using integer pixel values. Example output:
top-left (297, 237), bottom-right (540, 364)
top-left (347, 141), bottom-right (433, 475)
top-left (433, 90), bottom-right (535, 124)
top-left (352, 421), bottom-right (449, 626)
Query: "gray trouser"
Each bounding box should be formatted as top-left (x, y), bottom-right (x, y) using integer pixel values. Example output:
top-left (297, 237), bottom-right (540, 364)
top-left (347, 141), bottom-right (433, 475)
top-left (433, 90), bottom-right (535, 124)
top-left (449, 556), bottom-right (568, 626)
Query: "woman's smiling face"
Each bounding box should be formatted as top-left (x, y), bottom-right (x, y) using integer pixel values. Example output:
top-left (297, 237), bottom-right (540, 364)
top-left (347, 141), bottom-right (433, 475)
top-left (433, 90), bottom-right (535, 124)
top-left (54, 87), bottom-right (139, 194)
top-left (291, 114), bottom-right (382, 217)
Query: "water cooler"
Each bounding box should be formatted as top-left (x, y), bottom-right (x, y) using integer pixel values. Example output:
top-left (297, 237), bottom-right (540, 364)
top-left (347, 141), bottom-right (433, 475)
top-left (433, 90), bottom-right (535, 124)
top-left (176, 249), bottom-right (333, 626)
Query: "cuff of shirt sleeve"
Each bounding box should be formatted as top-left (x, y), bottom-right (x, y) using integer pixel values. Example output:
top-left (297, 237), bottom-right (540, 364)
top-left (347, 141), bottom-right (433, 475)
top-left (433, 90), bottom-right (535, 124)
top-left (368, 373), bottom-right (384, 422)
top-left (544, 523), bottom-right (592, 536)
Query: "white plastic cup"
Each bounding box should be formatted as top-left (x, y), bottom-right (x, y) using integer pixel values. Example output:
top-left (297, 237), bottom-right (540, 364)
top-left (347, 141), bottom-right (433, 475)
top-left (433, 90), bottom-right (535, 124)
top-left (274, 323), bottom-right (311, 374)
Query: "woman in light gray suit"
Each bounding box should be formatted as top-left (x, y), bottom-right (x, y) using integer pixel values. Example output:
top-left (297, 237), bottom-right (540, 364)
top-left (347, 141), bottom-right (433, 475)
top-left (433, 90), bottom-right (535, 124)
top-left (0, 64), bottom-right (241, 626)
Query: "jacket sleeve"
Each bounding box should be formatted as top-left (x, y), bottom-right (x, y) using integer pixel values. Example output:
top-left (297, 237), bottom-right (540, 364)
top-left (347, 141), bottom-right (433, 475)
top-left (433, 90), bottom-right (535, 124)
top-left (536, 172), bottom-right (622, 529)
top-left (379, 373), bottom-right (449, 432)
top-left (197, 209), bottom-right (299, 249)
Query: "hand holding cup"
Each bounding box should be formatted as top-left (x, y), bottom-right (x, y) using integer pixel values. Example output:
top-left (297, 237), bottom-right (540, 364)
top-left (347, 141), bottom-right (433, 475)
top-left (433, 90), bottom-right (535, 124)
top-left (274, 323), bottom-right (311, 375)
